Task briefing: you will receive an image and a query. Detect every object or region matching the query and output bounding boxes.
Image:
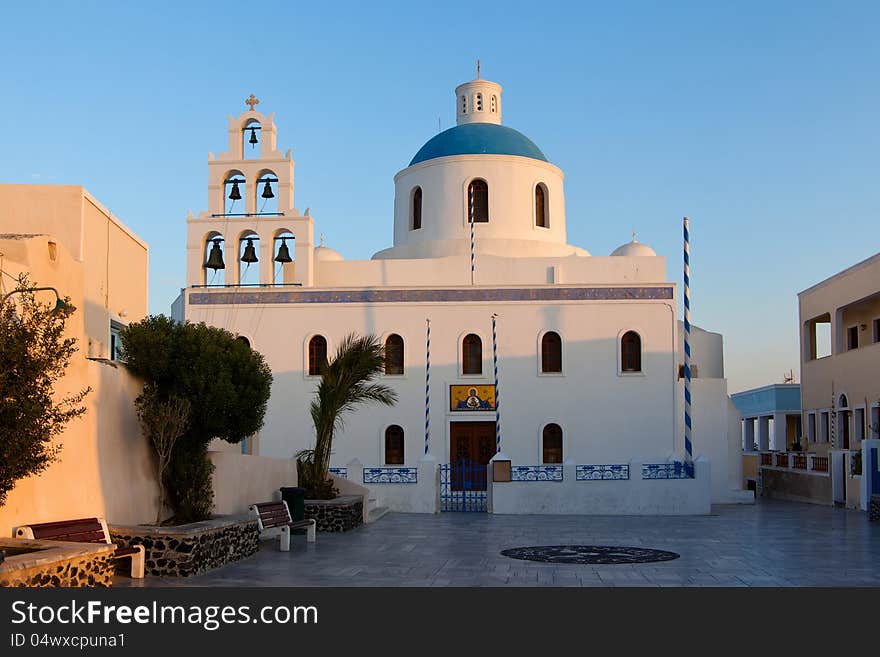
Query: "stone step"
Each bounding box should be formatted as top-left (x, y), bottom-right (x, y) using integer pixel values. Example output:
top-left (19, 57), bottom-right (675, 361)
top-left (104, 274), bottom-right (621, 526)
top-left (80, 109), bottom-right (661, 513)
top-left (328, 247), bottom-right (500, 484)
top-left (368, 506), bottom-right (390, 523)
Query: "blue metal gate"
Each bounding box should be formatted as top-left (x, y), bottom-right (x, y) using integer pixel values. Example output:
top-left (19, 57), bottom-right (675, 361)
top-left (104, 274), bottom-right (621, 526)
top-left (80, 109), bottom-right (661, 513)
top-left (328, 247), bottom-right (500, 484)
top-left (440, 459), bottom-right (487, 512)
top-left (871, 448), bottom-right (880, 495)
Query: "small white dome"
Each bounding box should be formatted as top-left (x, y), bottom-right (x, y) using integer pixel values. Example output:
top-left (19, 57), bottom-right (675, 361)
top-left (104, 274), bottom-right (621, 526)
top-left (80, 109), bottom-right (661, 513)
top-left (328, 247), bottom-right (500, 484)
top-left (611, 238), bottom-right (656, 257)
top-left (314, 245), bottom-right (344, 262)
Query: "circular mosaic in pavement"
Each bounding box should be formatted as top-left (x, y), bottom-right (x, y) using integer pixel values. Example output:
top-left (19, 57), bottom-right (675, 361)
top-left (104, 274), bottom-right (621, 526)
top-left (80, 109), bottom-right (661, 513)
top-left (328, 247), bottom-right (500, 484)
top-left (500, 545), bottom-right (680, 565)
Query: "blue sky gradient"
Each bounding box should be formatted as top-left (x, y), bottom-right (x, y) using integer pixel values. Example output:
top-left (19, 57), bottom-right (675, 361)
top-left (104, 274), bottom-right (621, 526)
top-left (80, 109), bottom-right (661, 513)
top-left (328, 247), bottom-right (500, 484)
top-left (1, 1), bottom-right (877, 392)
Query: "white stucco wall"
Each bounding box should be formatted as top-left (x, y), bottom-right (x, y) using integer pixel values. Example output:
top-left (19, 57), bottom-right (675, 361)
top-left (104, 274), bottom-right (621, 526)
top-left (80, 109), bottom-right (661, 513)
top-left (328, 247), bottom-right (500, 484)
top-left (489, 458), bottom-right (711, 515)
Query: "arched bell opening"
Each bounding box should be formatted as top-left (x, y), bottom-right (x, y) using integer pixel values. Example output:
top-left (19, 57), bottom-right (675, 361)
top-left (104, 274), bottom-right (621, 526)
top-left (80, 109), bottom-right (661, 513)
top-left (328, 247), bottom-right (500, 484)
top-left (242, 119), bottom-right (262, 159)
top-left (202, 231), bottom-right (226, 286)
top-left (272, 229), bottom-right (295, 286)
top-left (255, 169), bottom-right (279, 215)
top-left (238, 230), bottom-right (260, 286)
top-left (223, 170), bottom-right (247, 216)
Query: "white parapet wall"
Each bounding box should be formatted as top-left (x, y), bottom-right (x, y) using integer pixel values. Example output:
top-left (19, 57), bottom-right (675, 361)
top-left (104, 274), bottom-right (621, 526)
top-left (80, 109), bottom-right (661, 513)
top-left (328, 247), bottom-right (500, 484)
top-left (345, 459), bottom-right (440, 514)
top-left (489, 457), bottom-right (711, 515)
top-left (209, 451), bottom-right (298, 515)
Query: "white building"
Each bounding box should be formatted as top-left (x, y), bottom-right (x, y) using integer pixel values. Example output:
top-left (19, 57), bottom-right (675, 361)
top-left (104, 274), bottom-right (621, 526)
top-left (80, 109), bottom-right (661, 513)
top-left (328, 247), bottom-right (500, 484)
top-left (177, 75), bottom-right (749, 515)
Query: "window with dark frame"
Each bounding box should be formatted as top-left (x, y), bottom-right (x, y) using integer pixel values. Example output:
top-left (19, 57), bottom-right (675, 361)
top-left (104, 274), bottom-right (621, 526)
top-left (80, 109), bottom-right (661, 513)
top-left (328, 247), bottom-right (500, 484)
top-left (468, 180), bottom-right (489, 223)
top-left (462, 333), bottom-right (482, 375)
top-left (385, 334), bottom-right (404, 375)
top-left (308, 335), bottom-right (327, 376)
top-left (385, 425), bottom-right (405, 465)
top-left (621, 331), bottom-right (642, 372)
top-left (541, 331), bottom-right (562, 373)
top-left (535, 184), bottom-right (547, 228)
top-left (411, 187), bottom-right (422, 230)
top-left (542, 423), bottom-right (563, 464)
top-left (110, 321), bottom-right (125, 362)
top-left (873, 318), bottom-right (880, 344)
top-left (847, 325), bottom-right (858, 350)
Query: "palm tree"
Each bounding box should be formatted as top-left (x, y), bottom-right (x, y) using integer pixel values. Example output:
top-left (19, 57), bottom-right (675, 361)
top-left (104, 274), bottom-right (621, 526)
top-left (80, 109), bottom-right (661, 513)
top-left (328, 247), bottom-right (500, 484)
top-left (297, 333), bottom-right (398, 498)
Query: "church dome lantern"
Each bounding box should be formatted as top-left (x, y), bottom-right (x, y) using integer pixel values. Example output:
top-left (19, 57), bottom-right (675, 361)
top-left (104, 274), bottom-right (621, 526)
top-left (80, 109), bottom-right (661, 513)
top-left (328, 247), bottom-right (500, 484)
top-left (611, 234), bottom-right (657, 257)
top-left (378, 67), bottom-right (584, 261)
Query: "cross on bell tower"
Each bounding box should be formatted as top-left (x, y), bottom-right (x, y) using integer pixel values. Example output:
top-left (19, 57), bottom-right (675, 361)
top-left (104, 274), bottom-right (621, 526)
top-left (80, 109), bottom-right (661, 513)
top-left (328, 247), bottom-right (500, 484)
top-left (245, 94), bottom-right (259, 111)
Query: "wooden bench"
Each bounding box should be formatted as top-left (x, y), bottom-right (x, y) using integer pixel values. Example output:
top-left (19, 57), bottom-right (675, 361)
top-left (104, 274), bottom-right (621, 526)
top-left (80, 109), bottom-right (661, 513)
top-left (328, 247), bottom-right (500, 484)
top-left (248, 501), bottom-right (316, 551)
top-left (14, 518), bottom-right (145, 579)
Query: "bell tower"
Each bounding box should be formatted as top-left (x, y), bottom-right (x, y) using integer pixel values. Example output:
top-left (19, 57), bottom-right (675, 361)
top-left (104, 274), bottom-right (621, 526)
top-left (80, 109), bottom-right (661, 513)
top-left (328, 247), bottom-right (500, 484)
top-left (185, 95), bottom-right (315, 290)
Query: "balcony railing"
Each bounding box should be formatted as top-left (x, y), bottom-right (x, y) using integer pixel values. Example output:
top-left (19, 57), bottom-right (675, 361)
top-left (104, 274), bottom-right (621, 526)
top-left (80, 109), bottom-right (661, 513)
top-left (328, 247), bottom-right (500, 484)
top-left (759, 451), bottom-right (830, 476)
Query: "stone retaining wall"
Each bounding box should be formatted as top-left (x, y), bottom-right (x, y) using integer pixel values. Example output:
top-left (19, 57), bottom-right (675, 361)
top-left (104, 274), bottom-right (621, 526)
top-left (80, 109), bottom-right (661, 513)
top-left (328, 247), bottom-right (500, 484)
top-left (0, 538), bottom-right (114, 588)
top-left (110, 515), bottom-right (259, 578)
top-left (304, 496), bottom-right (363, 532)
top-left (870, 494), bottom-right (880, 522)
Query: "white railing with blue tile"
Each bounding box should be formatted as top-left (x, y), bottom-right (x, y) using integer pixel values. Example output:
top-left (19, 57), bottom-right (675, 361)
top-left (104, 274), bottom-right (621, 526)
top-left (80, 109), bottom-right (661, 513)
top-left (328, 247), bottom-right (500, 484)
top-left (576, 464), bottom-right (630, 481)
top-left (510, 465), bottom-right (563, 482)
top-left (641, 462), bottom-right (694, 480)
top-left (363, 467), bottom-right (418, 484)
top-left (329, 467), bottom-right (348, 480)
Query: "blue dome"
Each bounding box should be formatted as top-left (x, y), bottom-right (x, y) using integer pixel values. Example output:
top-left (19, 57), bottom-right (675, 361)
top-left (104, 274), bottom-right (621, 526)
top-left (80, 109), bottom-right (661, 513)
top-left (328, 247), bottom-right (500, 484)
top-left (409, 123), bottom-right (548, 166)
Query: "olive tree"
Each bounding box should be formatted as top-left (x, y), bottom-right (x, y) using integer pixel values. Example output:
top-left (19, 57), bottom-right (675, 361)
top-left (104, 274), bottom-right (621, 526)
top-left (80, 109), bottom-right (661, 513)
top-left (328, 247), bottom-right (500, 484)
top-left (0, 277), bottom-right (89, 506)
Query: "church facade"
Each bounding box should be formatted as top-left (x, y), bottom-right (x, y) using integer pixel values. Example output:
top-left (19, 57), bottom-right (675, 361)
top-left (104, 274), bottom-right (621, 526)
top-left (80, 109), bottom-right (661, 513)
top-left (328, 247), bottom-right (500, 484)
top-left (177, 74), bottom-right (749, 515)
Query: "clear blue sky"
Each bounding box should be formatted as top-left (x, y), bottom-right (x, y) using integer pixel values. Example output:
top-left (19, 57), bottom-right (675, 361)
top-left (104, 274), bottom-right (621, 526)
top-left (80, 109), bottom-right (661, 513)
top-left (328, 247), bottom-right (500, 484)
top-left (1, 1), bottom-right (877, 393)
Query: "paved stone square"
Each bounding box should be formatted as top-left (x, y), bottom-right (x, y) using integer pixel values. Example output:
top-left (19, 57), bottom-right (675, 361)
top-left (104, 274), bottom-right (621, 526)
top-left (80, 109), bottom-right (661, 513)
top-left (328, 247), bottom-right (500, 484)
top-left (120, 500), bottom-right (880, 587)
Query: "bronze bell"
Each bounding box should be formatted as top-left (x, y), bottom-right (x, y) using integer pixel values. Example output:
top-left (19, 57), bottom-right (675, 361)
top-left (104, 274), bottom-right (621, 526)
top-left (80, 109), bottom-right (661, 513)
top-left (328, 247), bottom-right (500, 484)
top-left (241, 238), bottom-right (258, 264)
top-left (204, 239), bottom-right (225, 270)
top-left (249, 127), bottom-right (258, 146)
top-left (228, 180), bottom-right (242, 201)
top-left (274, 238), bottom-right (292, 263)
top-left (261, 180), bottom-right (274, 199)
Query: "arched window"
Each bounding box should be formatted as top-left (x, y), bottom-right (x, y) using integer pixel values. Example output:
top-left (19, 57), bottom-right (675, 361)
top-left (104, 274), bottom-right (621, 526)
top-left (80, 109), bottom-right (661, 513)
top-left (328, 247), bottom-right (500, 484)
top-left (411, 187), bottom-right (422, 231)
top-left (542, 424), bottom-right (563, 464)
top-left (385, 425), bottom-right (405, 465)
top-left (461, 95), bottom-right (467, 113)
top-left (385, 334), bottom-right (404, 375)
top-left (308, 335), bottom-right (327, 376)
top-left (462, 334), bottom-right (482, 375)
top-left (490, 95), bottom-right (497, 113)
top-left (839, 394), bottom-right (848, 408)
top-left (467, 179), bottom-right (489, 223)
top-left (621, 331), bottom-right (642, 372)
top-left (235, 336), bottom-right (251, 349)
top-left (535, 184), bottom-right (548, 228)
top-left (541, 331), bottom-right (562, 373)
top-left (475, 93), bottom-right (483, 111)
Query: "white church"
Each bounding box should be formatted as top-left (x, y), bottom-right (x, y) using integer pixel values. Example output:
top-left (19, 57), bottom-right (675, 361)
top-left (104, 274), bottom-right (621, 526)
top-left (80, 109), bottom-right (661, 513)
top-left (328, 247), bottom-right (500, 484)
top-left (174, 71), bottom-right (751, 515)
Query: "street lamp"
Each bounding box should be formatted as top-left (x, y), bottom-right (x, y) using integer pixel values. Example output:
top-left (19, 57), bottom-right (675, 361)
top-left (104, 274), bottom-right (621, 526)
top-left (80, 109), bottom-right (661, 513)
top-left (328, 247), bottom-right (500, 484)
top-left (0, 287), bottom-right (67, 313)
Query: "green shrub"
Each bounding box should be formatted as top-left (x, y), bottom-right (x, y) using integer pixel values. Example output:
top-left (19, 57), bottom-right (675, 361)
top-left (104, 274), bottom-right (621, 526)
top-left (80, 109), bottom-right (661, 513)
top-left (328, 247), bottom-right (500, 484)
top-left (121, 316), bottom-right (272, 523)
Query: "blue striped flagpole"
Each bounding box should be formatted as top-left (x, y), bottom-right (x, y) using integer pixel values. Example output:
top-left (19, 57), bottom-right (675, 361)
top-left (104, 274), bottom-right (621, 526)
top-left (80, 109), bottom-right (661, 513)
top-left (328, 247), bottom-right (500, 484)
top-left (469, 184), bottom-right (475, 285)
top-left (424, 318), bottom-right (430, 456)
top-left (492, 313), bottom-right (501, 453)
top-left (683, 216), bottom-right (693, 464)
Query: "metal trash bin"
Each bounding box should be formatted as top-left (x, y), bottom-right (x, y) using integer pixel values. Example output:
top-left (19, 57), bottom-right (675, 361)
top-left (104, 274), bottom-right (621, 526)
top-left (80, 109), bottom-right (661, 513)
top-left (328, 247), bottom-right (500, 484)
top-left (280, 487), bottom-right (307, 532)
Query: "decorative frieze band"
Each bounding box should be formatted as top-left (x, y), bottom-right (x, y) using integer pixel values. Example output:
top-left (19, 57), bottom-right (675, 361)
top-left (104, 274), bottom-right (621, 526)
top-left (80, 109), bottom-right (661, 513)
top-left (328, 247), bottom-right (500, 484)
top-left (510, 465), bottom-right (563, 482)
top-left (363, 467), bottom-right (418, 484)
top-left (576, 464), bottom-right (630, 481)
top-left (190, 286), bottom-right (673, 306)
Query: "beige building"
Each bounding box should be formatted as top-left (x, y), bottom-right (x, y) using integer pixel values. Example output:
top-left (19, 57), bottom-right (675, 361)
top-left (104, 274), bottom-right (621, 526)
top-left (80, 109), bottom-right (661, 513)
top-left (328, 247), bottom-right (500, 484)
top-left (0, 184), bottom-right (157, 533)
top-left (799, 252), bottom-right (880, 453)
top-left (0, 185), bottom-right (306, 534)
